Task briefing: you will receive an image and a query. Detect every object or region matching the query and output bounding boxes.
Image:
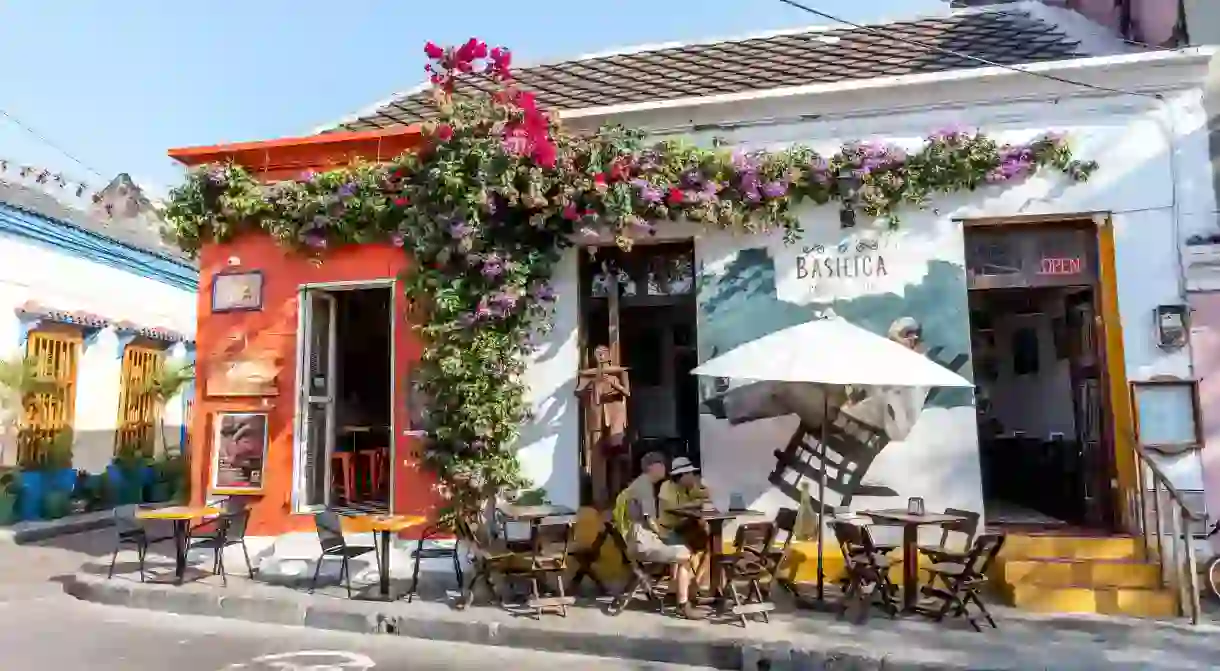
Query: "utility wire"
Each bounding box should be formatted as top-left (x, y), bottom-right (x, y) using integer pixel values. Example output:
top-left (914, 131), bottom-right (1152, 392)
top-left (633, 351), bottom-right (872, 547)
top-left (774, 0), bottom-right (1166, 100)
top-left (0, 107), bottom-right (107, 180)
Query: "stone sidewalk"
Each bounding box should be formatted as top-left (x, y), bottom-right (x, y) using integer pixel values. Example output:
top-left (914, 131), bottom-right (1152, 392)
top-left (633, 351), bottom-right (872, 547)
top-left (65, 548), bottom-right (1220, 671)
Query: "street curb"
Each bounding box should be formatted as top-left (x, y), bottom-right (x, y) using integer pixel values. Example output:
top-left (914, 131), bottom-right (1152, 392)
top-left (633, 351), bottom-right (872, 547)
top-left (62, 573), bottom-right (977, 670)
top-left (0, 511), bottom-right (114, 545)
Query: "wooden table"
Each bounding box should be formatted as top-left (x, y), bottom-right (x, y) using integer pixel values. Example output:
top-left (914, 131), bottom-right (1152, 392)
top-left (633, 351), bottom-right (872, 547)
top-left (137, 506), bottom-right (220, 583)
top-left (364, 515), bottom-right (426, 601)
top-left (497, 504), bottom-right (576, 522)
top-left (859, 509), bottom-right (968, 612)
top-left (672, 506), bottom-right (765, 608)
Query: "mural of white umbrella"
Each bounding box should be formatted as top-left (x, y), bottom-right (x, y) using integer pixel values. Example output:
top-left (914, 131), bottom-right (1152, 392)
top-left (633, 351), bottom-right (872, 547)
top-left (691, 316), bottom-right (974, 600)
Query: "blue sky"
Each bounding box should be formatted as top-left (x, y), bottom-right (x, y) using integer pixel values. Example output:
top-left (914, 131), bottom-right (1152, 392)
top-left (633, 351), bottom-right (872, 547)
top-left (0, 0), bottom-right (943, 197)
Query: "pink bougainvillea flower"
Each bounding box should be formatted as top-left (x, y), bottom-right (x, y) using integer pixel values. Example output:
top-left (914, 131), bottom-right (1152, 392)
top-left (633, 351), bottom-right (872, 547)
top-left (562, 203), bottom-right (579, 221)
top-left (435, 124), bottom-right (454, 142)
top-left (394, 196), bottom-right (410, 207)
top-left (592, 173), bottom-right (607, 188)
top-left (424, 41), bottom-right (444, 60)
top-left (667, 187), bottom-right (685, 206)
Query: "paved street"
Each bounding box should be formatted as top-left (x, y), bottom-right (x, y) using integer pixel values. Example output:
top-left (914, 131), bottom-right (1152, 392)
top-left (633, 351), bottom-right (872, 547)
top-left (0, 529), bottom-right (709, 671)
top-left (0, 593), bottom-right (713, 671)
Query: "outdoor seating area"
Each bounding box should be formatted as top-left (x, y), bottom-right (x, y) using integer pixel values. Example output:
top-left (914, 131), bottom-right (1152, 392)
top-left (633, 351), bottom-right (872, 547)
top-left (98, 494), bottom-right (1008, 636)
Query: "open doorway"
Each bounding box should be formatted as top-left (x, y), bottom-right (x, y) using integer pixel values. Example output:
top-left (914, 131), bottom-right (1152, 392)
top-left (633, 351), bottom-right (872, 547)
top-left (296, 284), bottom-right (394, 515)
top-left (578, 242), bottom-right (700, 508)
top-left (966, 223), bottom-right (1115, 530)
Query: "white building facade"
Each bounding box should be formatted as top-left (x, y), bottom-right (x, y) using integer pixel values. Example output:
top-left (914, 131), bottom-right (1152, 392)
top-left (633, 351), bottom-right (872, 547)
top-left (0, 181), bottom-right (197, 473)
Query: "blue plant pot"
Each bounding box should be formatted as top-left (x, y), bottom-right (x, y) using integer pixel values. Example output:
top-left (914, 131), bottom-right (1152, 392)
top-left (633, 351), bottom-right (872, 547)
top-left (106, 464), bottom-right (125, 487)
top-left (18, 471), bottom-right (43, 521)
top-left (49, 468), bottom-right (76, 493)
top-left (140, 466), bottom-right (154, 487)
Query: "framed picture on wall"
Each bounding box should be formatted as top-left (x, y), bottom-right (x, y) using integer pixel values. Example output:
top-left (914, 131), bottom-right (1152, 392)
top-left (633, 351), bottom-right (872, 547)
top-left (212, 270), bottom-right (264, 313)
top-left (210, 411), bottom-right (269, 494)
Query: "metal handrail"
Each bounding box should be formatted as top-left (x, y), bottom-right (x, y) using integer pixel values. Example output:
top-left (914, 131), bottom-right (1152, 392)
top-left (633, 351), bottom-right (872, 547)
top-left (1129, 440), bottom-right (1207, 624)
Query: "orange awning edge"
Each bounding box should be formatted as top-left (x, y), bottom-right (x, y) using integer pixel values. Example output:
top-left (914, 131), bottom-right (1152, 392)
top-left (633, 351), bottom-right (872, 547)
top-left (167, 125), bottom-right (424, 182)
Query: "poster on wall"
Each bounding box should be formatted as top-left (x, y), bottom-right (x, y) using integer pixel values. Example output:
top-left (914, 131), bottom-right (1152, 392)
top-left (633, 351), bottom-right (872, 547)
top-left (211, 411), bottom-right (269, 493)
top-left (694, 214), bottom-right (980, 521)
top-left (211, 271), bottom-right (264, 313)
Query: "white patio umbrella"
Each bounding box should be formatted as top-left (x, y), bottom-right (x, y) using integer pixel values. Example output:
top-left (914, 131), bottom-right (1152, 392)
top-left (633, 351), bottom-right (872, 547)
top-left (692, 316), bottom-right (973, 600)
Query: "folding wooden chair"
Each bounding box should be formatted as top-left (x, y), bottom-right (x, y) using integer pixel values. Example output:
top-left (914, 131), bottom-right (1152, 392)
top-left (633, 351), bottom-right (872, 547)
top-left (719, 521), bottom-right (779, 626)
top-left (457, 511), bottom-right (517, 609)
top-left (917, 533), bottom-right (1006, 632)
top-left (606, 523), bottom-right (672, 616)
top-left (568, 518), bottom-right (616, 596)
top-left (758, 507), bottom-right (797, 592)
top-left (918, 508), bottom-right (981, 564)
top-left (509, 516), bottom-right (576, 617)
top-left (830, 520), bottom-right (900, 622)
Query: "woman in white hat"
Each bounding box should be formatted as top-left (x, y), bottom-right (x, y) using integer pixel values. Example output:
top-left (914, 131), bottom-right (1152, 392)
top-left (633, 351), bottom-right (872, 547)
top-left (658, 456), bottom-right (712, 587)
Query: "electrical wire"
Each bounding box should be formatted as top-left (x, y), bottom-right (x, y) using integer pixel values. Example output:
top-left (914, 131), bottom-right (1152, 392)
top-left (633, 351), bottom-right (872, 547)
top-left (774, 0), bottom-right (1166, 100)
top-left (0, 107), bottom-right (107, 180)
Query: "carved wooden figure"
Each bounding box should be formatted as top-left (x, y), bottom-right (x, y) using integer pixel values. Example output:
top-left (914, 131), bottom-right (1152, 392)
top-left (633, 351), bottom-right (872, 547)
top-left (576, 344), bottom-right (631, 508)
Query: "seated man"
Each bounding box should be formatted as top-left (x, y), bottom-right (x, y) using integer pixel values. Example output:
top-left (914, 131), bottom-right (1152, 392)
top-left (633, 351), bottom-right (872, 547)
top-left (613, 451), bottom-right (706, 620)
top-left (658, 456), bottom-right (712, 585)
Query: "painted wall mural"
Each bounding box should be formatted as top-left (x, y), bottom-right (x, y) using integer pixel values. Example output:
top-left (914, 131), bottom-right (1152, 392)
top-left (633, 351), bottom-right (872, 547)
top-left (694, 211), bottom-right (983, 522)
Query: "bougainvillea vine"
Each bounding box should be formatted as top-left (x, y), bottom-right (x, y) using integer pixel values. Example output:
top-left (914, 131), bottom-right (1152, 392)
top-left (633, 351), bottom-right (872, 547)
top-left (163, 39), bottom-right (1098, 510)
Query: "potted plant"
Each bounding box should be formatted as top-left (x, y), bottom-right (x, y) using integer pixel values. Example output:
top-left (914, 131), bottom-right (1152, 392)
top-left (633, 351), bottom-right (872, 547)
top-left (110, 438), bottom-right (147, 505)
top-left (0, 356), bottom-right (59, 521)
top-left (146, 453), bottom-right (183, 503)
top-left (40, 429), bottom-right (74, 519)
top-left (0, 469), bottom-right (17, 525)
top-left (140, 360), bottom-right (194, 502)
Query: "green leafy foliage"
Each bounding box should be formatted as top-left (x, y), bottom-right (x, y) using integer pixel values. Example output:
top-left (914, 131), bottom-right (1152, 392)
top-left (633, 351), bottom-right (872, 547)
top-left (162, 39), bottom-right (1098, 511)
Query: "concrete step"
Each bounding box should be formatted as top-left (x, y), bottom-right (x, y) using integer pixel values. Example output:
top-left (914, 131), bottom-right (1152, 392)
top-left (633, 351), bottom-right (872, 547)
top-left (994, 556), bottom-right (1163, 589)
top-left (1001, 534), bottom-right (1142, 561)
top-left (1000, 582), bottom-right (1178, 618)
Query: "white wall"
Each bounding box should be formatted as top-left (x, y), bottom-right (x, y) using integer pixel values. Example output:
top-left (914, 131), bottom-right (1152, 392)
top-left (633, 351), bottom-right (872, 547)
top-left (0, 234), bottom-right (196, 472)
top-left (513, 68), bottom-right (1215, 520)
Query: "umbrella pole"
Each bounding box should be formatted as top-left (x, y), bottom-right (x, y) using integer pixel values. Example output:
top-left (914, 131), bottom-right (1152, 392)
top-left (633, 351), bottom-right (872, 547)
top-left (816, 386), bottom-right (828, 601)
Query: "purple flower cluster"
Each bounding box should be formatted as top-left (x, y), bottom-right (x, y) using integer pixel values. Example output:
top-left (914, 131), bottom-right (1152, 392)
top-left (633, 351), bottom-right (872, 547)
top-left (480, 252), bottom-right (505, 279)
top-left (631, 178), bottom-right (664, 204)
top-left (986, 145), bottom-right (1036, 184)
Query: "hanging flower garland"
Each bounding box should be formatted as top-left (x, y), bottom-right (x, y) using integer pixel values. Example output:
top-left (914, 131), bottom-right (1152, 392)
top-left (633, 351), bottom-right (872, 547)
top-left (164, 38), bottom-right (1098, 506)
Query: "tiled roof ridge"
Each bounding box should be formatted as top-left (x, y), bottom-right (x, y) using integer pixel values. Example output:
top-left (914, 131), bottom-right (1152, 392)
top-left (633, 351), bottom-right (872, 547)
top-left (318, 3), bottom-right (1054, 134)
top-left (324, 3), bottom-right (1096, 133)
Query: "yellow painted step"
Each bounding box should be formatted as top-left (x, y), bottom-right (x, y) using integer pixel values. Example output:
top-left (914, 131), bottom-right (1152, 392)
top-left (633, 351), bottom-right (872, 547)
top-left (1001, 534), bottom-right (1142, 561)
top-left (994, 556), bottom-right (1162, 589)
top-left (1002, 582), bottom-right (1178, 618)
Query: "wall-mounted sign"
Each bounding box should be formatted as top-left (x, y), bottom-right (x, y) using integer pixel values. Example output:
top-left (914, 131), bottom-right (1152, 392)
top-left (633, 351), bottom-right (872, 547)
top-left (211, 411), bottom-right (269, 494)
top-left (205, 352), bottom-right (280, 397)
top-left (966, 227), bottom-right (1093, 289)
top-left (1039, 257), bottom-right (1083, 276)
top-left (212, 270), bottom-right (264, 313)
top-left (795, 241), bottom-right (889, 282)
top-left (1131, 379), bottom-right (1201, 455)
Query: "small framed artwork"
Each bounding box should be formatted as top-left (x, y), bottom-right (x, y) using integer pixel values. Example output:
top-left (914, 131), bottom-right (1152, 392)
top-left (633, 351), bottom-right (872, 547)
top-left (210, 411), bottom-right (269, 494)
top-left (1130, 379), bottom-right (1202, 455)
top-left (212, 270), bottom-right (264, 313)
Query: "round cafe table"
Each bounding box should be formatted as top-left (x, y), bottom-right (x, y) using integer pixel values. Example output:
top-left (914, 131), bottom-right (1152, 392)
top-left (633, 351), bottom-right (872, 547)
top-left (137, 505), bottom-right (220, 583)
top-left (365, 515), bottom-right (426, 601)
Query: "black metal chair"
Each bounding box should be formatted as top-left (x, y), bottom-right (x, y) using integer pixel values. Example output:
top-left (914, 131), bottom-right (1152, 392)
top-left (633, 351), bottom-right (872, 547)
top-left (407, 523), bottom-right (465, 603)
top-left (188, 496), bottom-right (247, 542)
top-left (309, 510), bottom-right (379, 598)
top-left (187, 508), bottom-right (255, 586)
top-left (107, 504), bottom-right (171, 582)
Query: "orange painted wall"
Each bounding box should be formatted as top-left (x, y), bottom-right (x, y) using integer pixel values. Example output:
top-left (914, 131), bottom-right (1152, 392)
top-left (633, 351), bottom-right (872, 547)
top-left (190, 233), bottom-right (441, 536)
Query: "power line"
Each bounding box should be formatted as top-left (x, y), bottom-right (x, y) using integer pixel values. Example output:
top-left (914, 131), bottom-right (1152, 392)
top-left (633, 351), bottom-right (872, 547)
top-left (0, 107), bottom-right (107, 180)
top-left (774, 0), bottom-right (1165, 100)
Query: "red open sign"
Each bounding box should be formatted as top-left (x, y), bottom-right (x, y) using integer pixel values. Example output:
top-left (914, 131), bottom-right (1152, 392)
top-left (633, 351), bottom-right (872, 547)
top-left (1039, 257), bottom-right (1082, 276)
